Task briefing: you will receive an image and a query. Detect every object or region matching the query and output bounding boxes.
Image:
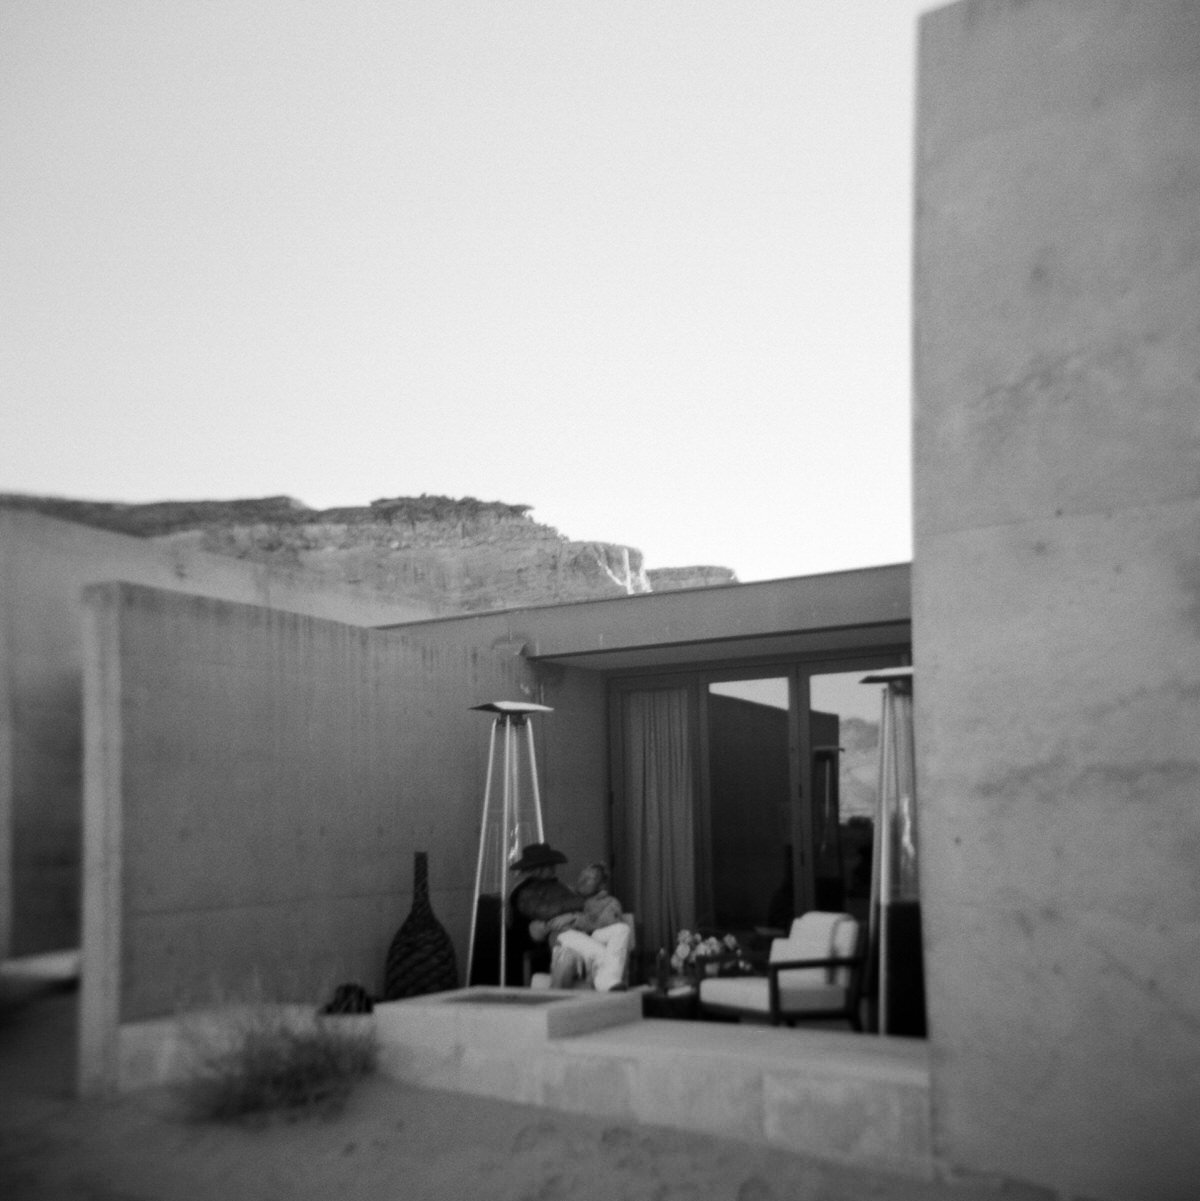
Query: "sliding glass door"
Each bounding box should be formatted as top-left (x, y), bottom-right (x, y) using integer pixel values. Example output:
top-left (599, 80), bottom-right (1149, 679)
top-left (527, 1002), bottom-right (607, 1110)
top-left (611, 651), bottom-right (906, 948)
top-left (807, 665), bottom-right (891, 927)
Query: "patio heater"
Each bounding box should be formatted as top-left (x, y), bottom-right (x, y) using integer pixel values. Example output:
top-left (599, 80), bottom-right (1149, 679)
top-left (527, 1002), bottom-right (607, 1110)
top-left (812, 744), bottom-right (846, 911)
top-left (861, 667), bottom-right (926, 1037)
top-left (466, 700), bottom-right (553, 986)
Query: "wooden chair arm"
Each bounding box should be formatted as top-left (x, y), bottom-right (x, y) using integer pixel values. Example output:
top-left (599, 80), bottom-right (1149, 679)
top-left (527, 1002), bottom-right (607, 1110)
top-left (766, 955), bottom-right (862, 1024)
top-left (766, 955), bottom-right (860, 975)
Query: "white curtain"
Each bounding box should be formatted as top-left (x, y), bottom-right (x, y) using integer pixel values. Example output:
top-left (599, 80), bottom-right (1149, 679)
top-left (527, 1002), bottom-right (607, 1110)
top-left (623, 688), bottom-right (695, 954)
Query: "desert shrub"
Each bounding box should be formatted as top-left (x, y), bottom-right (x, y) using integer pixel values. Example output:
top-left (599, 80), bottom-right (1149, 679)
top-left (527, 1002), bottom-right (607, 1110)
top-left (179, 1005), bottom-right (377, 1123)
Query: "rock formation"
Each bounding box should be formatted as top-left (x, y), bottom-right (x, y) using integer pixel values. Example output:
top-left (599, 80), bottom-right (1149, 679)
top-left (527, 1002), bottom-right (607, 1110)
top-left (0, 492), bottom-right (736, 614)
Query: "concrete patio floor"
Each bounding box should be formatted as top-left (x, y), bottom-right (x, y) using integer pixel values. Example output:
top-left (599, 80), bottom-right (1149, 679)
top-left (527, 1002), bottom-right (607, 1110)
top-left (1, 968), bottom-right (1050, 1200)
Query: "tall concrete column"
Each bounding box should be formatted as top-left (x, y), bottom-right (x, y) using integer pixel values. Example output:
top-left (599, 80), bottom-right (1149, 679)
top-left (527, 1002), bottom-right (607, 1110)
top-left (913, 3), bottom-right (1200, 1198)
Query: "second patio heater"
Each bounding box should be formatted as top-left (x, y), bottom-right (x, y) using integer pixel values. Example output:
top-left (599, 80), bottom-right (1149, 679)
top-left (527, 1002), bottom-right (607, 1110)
top-left (861, 667), bottom-right (926, 1037)
top-left (466, 700), bottom-right (553, 985)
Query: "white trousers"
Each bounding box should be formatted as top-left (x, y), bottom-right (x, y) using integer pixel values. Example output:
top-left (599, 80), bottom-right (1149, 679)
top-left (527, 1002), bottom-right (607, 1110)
top-left (555, 922), bottom-right (632, 991)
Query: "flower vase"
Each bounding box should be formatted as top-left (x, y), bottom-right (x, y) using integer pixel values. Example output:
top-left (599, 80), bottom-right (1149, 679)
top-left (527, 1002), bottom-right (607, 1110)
top-left (383, 851), bottom-right (459, 999)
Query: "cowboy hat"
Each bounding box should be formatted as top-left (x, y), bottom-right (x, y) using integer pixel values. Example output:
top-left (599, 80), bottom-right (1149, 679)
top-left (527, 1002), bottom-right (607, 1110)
top-left (510, 842), bottom-right (568, 872)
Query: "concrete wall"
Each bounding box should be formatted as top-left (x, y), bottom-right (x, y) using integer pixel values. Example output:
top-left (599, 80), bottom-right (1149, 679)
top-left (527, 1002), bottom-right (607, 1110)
top-left (78, 583), bottom-right (607, 1094)
top-left (383, 616), bottom-right (612, 866)
top-left (521, 659), bottom-right (611, 867)
top-left (913, 4), bottom-right (1200, 1198)
top-left (383, 563), bottom-right (912, 666)
top-left (0, 508), bottom-right (434, 960)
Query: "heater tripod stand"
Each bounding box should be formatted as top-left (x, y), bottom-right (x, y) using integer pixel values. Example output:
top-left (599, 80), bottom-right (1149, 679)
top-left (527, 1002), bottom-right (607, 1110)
top-left (466, 700), bottom-right (553, 985)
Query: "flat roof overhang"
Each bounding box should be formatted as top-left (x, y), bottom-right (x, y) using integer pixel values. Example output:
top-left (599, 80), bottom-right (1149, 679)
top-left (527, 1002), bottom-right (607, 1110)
top-left (380, 562), bottom-right (911, 673)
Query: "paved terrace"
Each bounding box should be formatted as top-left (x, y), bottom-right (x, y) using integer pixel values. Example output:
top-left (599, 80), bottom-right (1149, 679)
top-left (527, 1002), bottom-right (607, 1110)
top-left (105, 981), bottom-right (933, 1179)
top-left (373, 987), bottom-right (933, 1180)
top-left (4, 962), bottom-right (1060, 1199)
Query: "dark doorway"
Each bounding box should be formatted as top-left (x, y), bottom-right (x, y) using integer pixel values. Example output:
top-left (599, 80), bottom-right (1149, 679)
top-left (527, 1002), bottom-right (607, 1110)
top-left (705, 676), bottom-right (790, 931)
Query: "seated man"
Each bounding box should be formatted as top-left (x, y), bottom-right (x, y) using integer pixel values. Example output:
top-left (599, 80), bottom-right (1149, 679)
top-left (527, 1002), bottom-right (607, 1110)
top-left (509, 843), bottom-right (631, 991)
top-left (508, 841), bottom-right (586, 984)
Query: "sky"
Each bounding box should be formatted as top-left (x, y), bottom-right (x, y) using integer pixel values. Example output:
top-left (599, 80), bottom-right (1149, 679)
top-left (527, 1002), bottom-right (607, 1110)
top-left (2, 0), bottom-right (937, 583)
top-left (712, 670), bottom-right (885, 724)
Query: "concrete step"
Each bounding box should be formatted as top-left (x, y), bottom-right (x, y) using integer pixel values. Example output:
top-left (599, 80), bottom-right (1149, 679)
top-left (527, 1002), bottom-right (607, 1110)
top-left (373, 986), bottom-right (933, 1179)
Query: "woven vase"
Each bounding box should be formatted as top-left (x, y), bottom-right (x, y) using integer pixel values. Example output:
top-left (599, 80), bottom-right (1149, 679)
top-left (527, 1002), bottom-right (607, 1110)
top-left (383, 851), bottom-right (459, 999)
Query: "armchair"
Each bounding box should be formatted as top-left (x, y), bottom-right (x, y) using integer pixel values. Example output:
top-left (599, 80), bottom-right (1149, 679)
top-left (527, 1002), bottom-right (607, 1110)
top-left (697, 912), bottom-right (864, 1030)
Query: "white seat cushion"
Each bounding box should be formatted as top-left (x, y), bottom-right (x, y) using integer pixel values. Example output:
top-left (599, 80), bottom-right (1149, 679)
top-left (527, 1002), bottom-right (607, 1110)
top-left (699, 976), bottom-right (771, 1012)
top-left (827, 915), bottom-right (858, 987)
top-left (773, 912), bottom-right (858, 988)
top-left (698, 912), bottom-right (858, 1017)
top-left (698, 976), bottom-right (845, 1014)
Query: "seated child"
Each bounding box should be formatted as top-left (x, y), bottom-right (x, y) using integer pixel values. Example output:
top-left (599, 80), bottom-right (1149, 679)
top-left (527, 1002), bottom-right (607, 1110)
top-left (575, 862), bottom-right (624, 931)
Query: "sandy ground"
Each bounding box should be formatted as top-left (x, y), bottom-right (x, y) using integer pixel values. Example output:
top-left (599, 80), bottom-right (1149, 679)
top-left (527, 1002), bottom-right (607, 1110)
top-left (0, 983), bottom-right (1027, 1201)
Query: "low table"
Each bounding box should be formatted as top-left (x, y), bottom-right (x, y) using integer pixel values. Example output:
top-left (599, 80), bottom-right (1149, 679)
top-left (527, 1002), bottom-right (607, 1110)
top-left (640, 984), bottom-right (699, 1020)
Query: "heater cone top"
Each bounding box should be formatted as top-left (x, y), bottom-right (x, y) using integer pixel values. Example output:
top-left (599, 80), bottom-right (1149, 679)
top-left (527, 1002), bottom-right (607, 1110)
top-left (471, 700), bottom-right (554, 714)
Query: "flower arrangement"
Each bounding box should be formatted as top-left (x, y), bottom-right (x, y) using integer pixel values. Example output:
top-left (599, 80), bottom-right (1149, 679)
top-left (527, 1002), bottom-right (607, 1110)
top-left (670, 930), bottom-right (753, 979)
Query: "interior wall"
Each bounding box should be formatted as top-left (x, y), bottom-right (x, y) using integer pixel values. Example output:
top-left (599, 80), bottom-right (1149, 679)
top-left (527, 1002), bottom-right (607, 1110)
top-left (78, 583), bottom-right (607, 1094)
top-left (707, 694), bottom-right (789, 929)
top-left (913, 3), bottom-right (1200, 1198)
top-left (0, 508), bottom-right (433, 961)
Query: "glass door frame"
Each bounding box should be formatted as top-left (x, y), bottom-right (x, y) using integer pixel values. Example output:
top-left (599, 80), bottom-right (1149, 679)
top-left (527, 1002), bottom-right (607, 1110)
top-left (797, 650), bottom-right (910, 919)
top-left (696, 665), bottom-right (799, 929)
top-left (607, 645), bottom-right (910, 933)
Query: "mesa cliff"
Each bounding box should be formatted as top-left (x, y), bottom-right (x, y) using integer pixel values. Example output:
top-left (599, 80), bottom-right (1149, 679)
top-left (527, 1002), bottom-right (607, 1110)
top-left (0, 492), bottom-right (736, 614)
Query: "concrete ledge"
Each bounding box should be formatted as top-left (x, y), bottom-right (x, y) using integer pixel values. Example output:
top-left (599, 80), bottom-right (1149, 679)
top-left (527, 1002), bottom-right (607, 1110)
top-left (111, 988), bottom-right (934, 1180)
top-left (374, 987), bottom-right (933, 1179)
top-left (374, 986), bottom-right (641, 1049)
top-left (0, 951), bottom-right (81, 1007)
top-left (0, 950), bottom-right (81, 984)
